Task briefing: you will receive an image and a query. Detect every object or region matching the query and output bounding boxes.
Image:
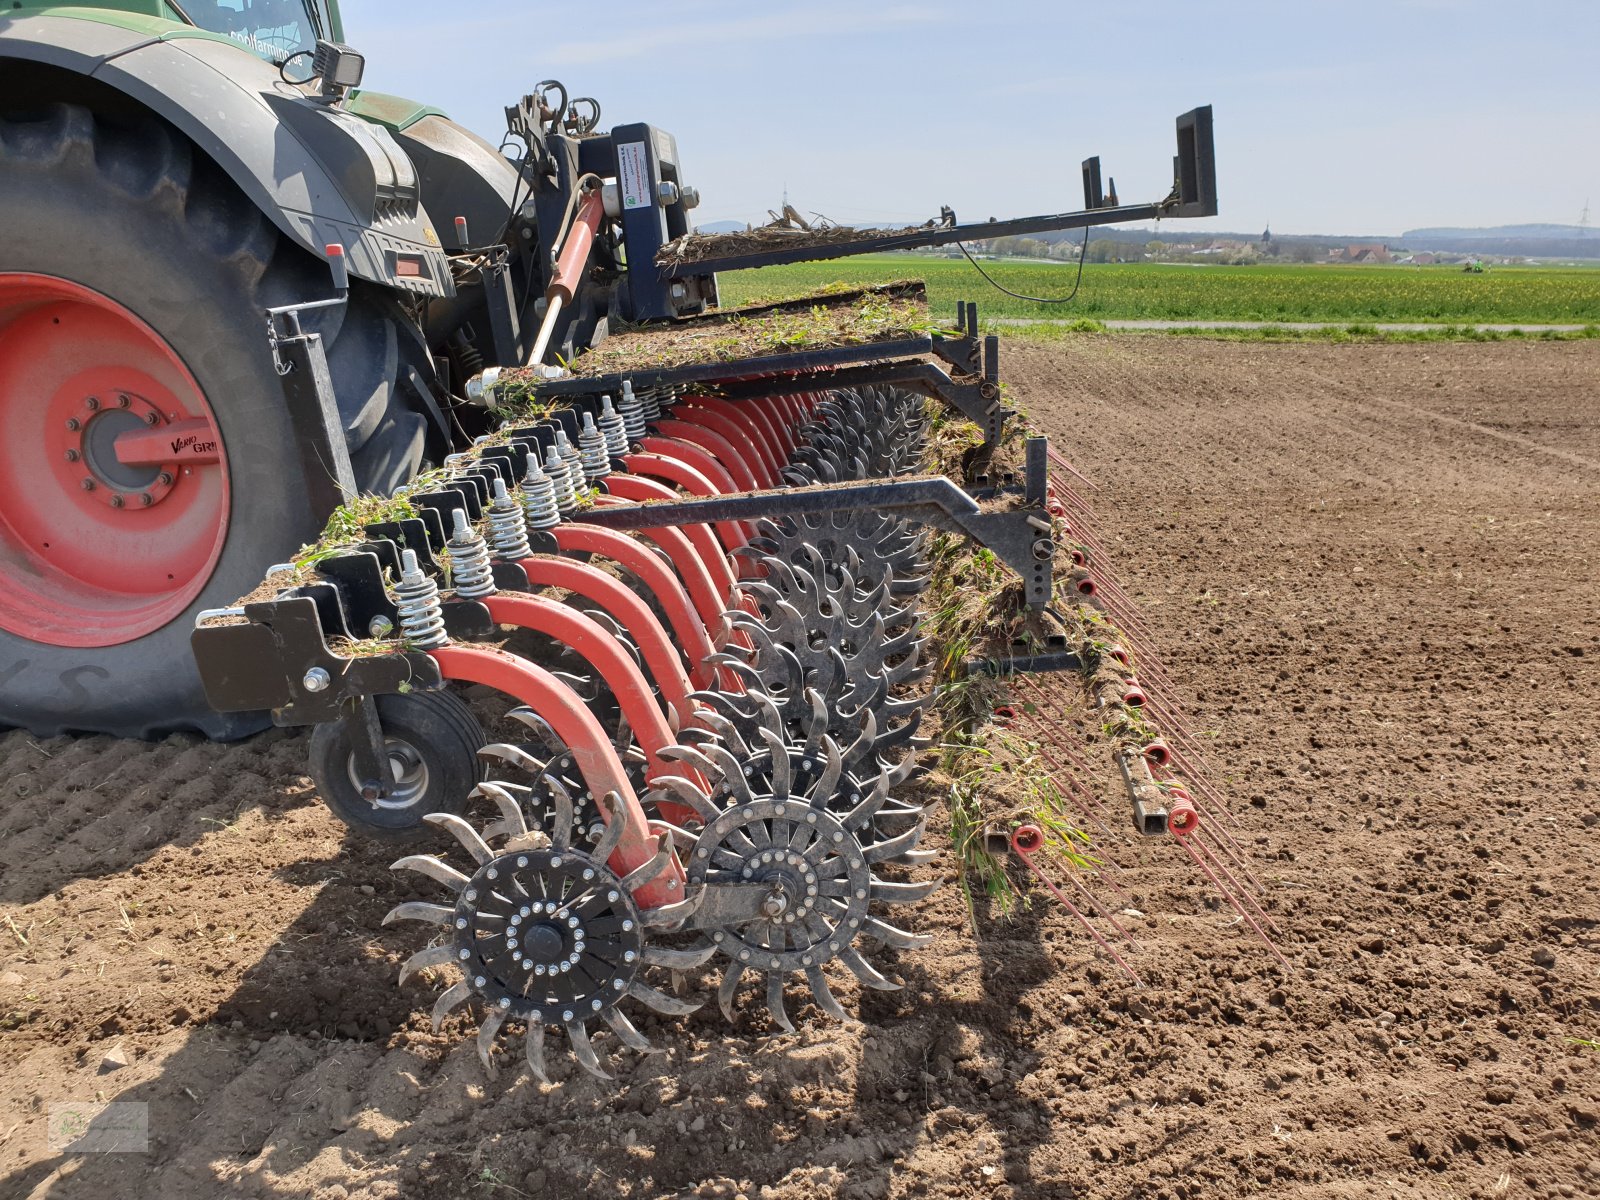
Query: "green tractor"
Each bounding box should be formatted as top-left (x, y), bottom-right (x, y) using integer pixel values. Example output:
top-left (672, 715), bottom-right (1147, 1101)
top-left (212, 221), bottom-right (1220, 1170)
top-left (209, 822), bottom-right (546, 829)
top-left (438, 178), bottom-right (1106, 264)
top-left (2, 2), bottom-right (1219, 743)
top-left (0, 1), bottom-right (718, 738)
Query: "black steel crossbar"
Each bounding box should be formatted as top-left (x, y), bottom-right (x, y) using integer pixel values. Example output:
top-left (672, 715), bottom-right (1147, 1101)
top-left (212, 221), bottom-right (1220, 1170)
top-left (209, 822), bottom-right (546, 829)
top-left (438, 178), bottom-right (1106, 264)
top-left (657, 201), bottom-right (1172, 278)
top-left (576, 454), bottom-right (1057, 608)
top-left (530, 335), bottom-right (935, 398)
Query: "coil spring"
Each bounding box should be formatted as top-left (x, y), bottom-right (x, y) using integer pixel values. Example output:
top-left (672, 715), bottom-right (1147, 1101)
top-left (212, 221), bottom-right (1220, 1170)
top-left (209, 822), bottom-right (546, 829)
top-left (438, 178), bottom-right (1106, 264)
top-left (447, 509), bottom-right (496, 599)
top-left (520, 454), bottom-right (561, 529)
top-left (394, 549), bottom-right (448, 648)
top-left (555, 429), bottom-right (584, 487)
top-left (544, 445), bottom-right (578, 514)
top-left (578, 412), bottom-right (611, 479)
top-left (487, 478), bottom-right (532, 560)
top-left (598, 394), bottom-right (630, 457)
top-left (638, 385), bottom-right (662, 422)
top-left (619, 381), bottom-right (648, 441)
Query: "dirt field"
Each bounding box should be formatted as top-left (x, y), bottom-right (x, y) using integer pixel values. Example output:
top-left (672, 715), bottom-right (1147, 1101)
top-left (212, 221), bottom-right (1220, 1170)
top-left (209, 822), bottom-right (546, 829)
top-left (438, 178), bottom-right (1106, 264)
top-left (3, 336), bottom-right (1598, 1200)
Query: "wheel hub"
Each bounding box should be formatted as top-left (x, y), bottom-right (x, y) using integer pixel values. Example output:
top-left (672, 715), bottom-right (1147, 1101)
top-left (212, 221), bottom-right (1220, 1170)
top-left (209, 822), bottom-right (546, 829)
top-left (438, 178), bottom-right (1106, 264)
top-left (690, 799), bottom-right (872, 972)
top-left (347, 738), bottom-right (431, 810)
top-left (455, 848), bottom-right (644, 1024)
top-left (68, 392), bottom-right (170, 502)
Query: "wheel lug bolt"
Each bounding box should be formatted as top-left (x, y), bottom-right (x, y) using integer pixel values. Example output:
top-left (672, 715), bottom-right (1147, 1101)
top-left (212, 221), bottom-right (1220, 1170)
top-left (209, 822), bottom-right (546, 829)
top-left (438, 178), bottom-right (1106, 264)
top-left (144, 412), bottom-right (159, 426)
top-left (116, 395), bottom-right (131, 408)
top-left (80, 478), bottom-right (95, 492)
top-left (63, 449), bottom-right (79, 463)
top-left (85, 397), bottom-right (99, 411)
top-left (140, 493), bottom-right (153, 507)
top-left (65, 418), bottom-right (80, 432)
top-left (110, 494), bottom-right (125, 508)
top-left (157, 471), bottom-right (174, 486)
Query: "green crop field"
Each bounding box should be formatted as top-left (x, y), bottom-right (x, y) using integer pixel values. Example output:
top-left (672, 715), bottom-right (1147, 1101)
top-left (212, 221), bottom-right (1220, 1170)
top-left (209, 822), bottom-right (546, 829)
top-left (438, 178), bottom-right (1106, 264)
top-left (712, 256), bottom-right (1600, 325)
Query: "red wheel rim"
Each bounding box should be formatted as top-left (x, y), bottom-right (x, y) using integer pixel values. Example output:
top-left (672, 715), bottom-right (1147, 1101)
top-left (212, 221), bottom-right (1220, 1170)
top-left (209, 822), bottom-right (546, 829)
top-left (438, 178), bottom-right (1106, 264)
top-left (0, 274), bottom-right (230, 648)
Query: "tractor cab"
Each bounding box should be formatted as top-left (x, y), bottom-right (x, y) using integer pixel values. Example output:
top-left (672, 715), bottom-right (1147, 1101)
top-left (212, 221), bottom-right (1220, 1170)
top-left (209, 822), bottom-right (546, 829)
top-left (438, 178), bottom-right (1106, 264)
top-left (177, 0), bottom-right (340, 65)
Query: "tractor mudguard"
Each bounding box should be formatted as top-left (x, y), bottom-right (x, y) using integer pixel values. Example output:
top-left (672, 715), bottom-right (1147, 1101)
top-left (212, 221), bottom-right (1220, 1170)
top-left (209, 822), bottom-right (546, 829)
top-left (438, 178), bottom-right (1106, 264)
top-left (391, 114), bottom-right (522, 254)
top-left (0, 11), bottom-right (455, 298)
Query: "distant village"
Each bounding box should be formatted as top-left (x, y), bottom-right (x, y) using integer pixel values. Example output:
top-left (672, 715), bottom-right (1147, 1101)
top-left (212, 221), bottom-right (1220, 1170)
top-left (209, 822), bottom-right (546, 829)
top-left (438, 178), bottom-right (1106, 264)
top-left (962, 225), bottom-right (1594, 267)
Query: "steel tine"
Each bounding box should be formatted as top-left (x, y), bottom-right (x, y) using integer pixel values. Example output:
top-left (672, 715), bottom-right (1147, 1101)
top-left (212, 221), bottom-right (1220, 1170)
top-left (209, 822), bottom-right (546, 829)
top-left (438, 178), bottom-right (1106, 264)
top-left (628, 978), bottom-right (701, 1016)
top-left (603, 1008), bottom-right (657, 1054)
top-left (838, 946), bottom-right (900, 991)
top-left (477, 1007), bottom-right (507, 1078)
top-left (619, 832), bottom-right (673, 893)
top-left (805, 966), bottom-right (849, 1021)
top-left (567, 1020), bottom-right (611, 1080)
top-left (525, 1023), bottom-right (550, 1084)
top-left (545, 774), bottom-right (575, 852)
top-left (383, 901), bottom-right (454, 928)
top-left (398, 943), bottom-right (457, 986)
top-left (863, 915), bottom-right (932, 950)
top-left (423, 813), bottom-right (495, 865)
top-left (429, 979), bottom-right (474, 1031)
top-left (766, 972), bottom-right (794, 1033)
top-left (640, 888), bottom-right (704, 929)
top-left (479, 742), bottom-right (545, 773)
top-left (718, 962), bottom-right (745, 1022)
top-left (863, 817), bottom-right (927, 864)
top-left (870, 878), bottom-right (940, 904)
top-left (391, 854), bottom-right (471, 892)
top-left (642, 941), bottom-right (718, 969)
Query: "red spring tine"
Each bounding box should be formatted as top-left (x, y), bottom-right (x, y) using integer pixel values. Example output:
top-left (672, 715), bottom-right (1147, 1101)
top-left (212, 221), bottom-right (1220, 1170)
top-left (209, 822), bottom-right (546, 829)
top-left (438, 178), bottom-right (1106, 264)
top-left (653, 418), bottom-right (762, 492)
top-left (1046, 444), bottom-right (1096, 490)
top-left (671, 407), bottom-right (779, 489)
top-left (1011, 826), bottom-right (1142, 984)
top-left (550, 524), bottom-right (722, 665)
top-left (603, 472), bottom-right (736, 595)
top-left (621, 451), bottom-right (747, 555)
top-left (1177, 836), bottom-right (1291, 971)
top-left (515, 551), bottom-right (715, 695)
top-left (429, 643), bottom-right (684, 908)
top-left (1189, 828), bottom-right (1281, 938)
top-left (1142, 739), bottom-right (1171, 768)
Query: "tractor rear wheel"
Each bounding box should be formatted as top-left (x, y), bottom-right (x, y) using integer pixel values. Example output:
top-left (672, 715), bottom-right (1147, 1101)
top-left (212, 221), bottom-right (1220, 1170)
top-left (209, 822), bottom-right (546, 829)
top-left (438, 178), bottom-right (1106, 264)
top-left (0, 102), bottom-right (433, 738)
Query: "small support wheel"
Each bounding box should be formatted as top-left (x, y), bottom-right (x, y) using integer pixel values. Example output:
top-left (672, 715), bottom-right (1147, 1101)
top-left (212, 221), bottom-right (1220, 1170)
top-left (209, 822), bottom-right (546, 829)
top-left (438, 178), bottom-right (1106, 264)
top-left (308, 690), bottom-right (484, 838)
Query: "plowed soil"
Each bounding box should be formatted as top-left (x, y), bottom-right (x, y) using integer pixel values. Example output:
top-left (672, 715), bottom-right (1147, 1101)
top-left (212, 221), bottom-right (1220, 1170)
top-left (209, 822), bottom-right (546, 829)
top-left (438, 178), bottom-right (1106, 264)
top-left (3, 337), bottom-right (1598, 1200)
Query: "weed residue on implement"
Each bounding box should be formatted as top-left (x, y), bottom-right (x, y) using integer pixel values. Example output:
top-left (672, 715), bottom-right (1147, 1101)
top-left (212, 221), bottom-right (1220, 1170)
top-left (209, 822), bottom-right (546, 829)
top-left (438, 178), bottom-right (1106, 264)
top-left (657, 211), bottom-right (951, 268)
top-left (501, 286), bottom-right (954, 386)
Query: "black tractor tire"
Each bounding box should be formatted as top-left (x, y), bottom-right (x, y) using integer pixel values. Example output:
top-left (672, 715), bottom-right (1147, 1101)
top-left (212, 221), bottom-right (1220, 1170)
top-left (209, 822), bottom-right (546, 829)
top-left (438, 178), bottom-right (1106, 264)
top-left (0, 102), bottom-right (434, 739)
top-left (307, 690), bottom-right (486, 839)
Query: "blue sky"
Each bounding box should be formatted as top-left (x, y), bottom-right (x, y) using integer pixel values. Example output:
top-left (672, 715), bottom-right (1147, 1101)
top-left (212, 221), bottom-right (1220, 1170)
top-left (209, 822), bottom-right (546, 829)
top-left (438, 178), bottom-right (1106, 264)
top-left (343, 0), bottom-right (1595, 237)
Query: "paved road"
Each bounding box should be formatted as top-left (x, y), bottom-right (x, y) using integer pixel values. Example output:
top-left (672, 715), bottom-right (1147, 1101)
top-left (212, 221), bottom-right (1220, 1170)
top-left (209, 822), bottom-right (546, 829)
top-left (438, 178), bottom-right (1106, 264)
top-left (986, 318), bottom-right (1592, 333)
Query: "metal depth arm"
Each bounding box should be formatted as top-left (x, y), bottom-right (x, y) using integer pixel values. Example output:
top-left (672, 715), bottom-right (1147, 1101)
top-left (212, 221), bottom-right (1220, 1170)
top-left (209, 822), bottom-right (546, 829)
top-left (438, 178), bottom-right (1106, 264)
top-left (658, 106), bottom-right (1216, 279)
top-left (574, 438), bottom-right (1057, 608)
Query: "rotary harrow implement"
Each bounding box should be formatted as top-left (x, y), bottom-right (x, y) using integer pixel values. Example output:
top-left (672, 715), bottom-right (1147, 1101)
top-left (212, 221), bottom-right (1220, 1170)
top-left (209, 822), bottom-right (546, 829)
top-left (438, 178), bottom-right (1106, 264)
top-left (191, 279), bottom-right (1284, 1086)
top-left (158, 74), bottom-right (1252, 1082)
